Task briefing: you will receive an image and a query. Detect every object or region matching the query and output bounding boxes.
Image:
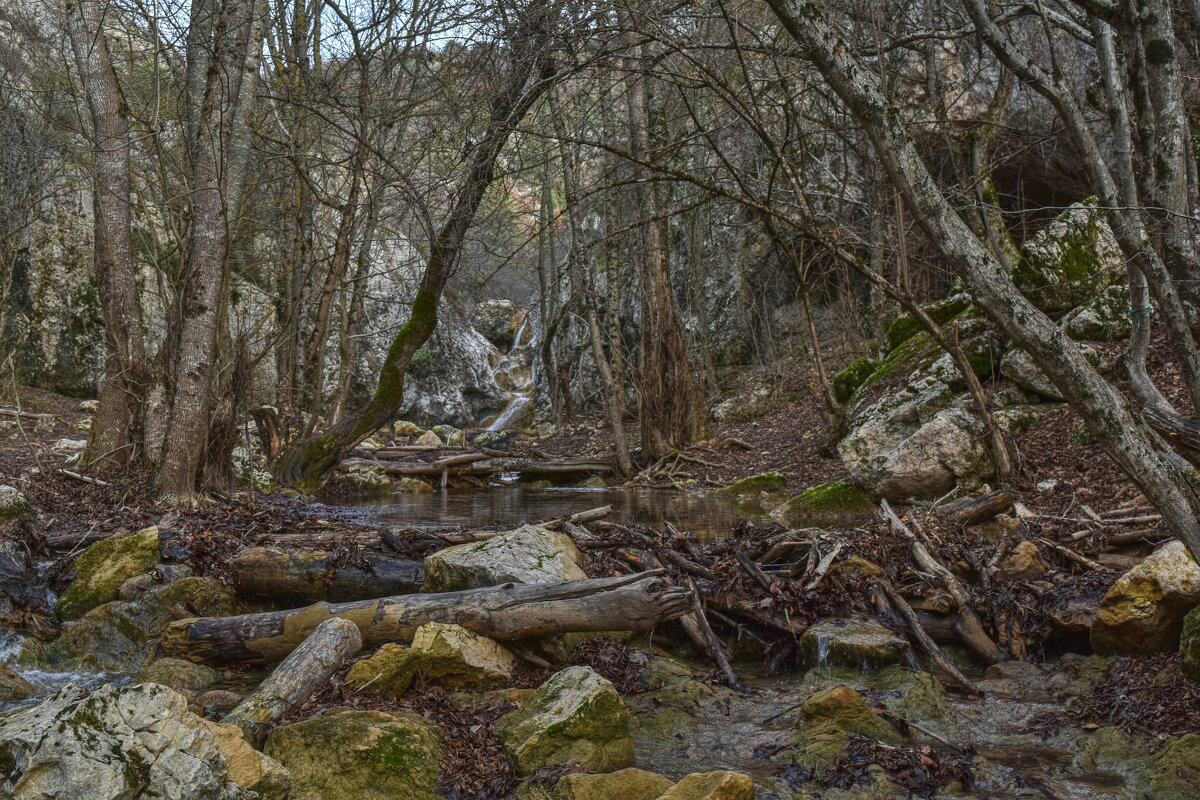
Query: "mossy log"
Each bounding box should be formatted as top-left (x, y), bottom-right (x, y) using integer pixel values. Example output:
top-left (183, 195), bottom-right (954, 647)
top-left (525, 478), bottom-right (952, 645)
top-left (229, 547), bottom-right (424, 602)
top-left (223, 617), bottom-right (361, 747)
top-left (162, 571), bottom-right (690, 666)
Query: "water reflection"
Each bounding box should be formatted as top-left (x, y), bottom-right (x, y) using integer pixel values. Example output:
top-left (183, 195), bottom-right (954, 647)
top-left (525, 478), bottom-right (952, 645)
top-left (356, 487), bottom-right (768, 541)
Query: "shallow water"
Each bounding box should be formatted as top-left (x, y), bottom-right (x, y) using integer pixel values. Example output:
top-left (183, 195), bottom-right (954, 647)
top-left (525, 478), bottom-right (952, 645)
top-left (345, 486), bottom-right (768, 542)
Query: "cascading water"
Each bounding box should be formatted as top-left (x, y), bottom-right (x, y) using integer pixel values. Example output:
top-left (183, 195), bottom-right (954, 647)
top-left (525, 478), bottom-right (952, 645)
top-left (485, 315), bottom-right (534, 432)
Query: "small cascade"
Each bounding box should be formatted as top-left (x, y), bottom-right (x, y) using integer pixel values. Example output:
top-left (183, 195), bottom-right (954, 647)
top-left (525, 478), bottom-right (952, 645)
top-left (484, 312), bottom-right (534, 432)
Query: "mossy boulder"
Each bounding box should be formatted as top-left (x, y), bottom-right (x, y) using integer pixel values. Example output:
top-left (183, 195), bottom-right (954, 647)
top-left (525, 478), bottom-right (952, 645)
top-left (23, 576), bottom-right (235, 672)
top-left (424, 524), bottom-right (586, 592)
top-left (713, 472), bottom-right (786, 498)
top-left (497, 665), bottom-right (635, 775)
top-left (882, 293), bottom-right (974, 354)
top-left (798, 617), bottom-right (908, 671)
top-left (554, 768), bottom-right (673, 800)
top-left (1148, 735), bottom-right (1200, 800)
top-left (342, 465), bottom-right (393, 496)
top-left (656, 771), bottom-right (756, 800)
top-left (793, 685), bottom-right (905, 770)
top-left (1064, 285), bottom-right (1131, 341)
top-left (0, 486), bottom-right (33, 521)
top-left (53, 526), bottom-right (160, 621)
top-left (346, 623), bottom-right (515, 697)
top-left (1014, 199), bottom-right (1124, 314)
top-left (394, 477), bottom-right (434, 494)
top-left (1181, 605), bottom-right (1200, 680)
top-left (265, 708), bottom-right (443, 800)
top-left (1091, 541), bottom-right (1200, 654)
top-left (770, 482), bottom-right (874, 528)
top-left (833, 357), bottom-right (876, 405)
top-left (136, 657), bottom-right (220, 693)
top-left (117, 564), bottom-right (194, 601)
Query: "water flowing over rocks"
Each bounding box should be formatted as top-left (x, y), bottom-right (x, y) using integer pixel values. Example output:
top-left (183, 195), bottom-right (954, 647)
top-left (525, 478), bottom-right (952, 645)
top-left (798, 617), bottom-right (909, 671)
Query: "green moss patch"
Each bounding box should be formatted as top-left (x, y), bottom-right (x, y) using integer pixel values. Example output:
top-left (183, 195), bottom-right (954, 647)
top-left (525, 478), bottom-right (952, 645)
top-left (713, 472), bottom-right (787, 497)
top-left (770, 482), bottom-right (875, 528)
top-left (54, 527), bottom-right (161, 621)
top-left (833, 357), bottom-right (877, 404)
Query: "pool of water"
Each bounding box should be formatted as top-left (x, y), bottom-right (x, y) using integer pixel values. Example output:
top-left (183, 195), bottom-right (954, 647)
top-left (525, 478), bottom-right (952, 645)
top-left (345, 486), bottom-right (769, 541)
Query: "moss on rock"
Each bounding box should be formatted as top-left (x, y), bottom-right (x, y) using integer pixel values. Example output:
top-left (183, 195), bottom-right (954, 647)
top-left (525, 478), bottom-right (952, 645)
top-left (1181, 606), bottom-right (1200, 680)
top-left (713, 472), bottom-right (787, 497)
top-left (53, 527), bottom-right (161, 621)
top-left (554, 768), bottom-right (673, 800)
top-left (770, 482), bottom-right (875, 528)
top-left (833, 357), bottom-right (877, 405)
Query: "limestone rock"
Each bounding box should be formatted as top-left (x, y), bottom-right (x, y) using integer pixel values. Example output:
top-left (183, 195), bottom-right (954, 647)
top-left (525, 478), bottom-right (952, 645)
top-left (0, 682), bottom-right (283, 800)
top-left (794, 685), bottom-right (905, 770)
top-left (0, 485), bottom-right (33, 520)
top-left (192, 690), bottom-right (243, 718)
top-left (136, 658), bottom-right (220, 693)
top-left (191, 717), bottom-right (290, 800)
top-left (0, 664), bottom-right (35, 701)
top-left (1064, 285), bottom-right (1131, 342)
top-left (473, 298), bottom-right (521, 350)
top-left (798, 617), bottom-right (908, 670)
top-left (1000, 348), bottom-right (1062, 400)
top-left (657, 771), bottom-right (756, 800)
top-left (995, 541), bottom-right (1047, 582)
top-left (1149, 735), bottom-right (1200, 800)
top-left (53, 526), bottom-right (160, 621)
top-left (1091, 541), bottom-right (1200, 654)
top-left (1181, 605), bottom-right (1200, 680)
top-left (346, 623), bottom-right (515, 697)
top-left (554, 768), bottom-right (674, 800)
top-left (342, 464), bottom-right (393, 496)
top-left (1014, 199), bottom-right (1125, 314)
top-left (423, 524), bottom-right (586, 592)
top-left (117, 564), bottom-right (194, 601)
top-left (416, 429), bottom-right (442, 447)
top-left (265, 708), bottom-right (443, 800)
top-left (770, 482), bottom-right (875, 528)
top-left (497, 665), bottom-right (635, 775)
top-left (393, 420), bottom-right (426, 437)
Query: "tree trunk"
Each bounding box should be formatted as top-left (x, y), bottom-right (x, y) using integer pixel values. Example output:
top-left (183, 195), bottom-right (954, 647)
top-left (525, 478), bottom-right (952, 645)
top-left (222, 617), bottom-right (361, 747)
top-left (229, 547), bottom-right (424, 602)
top-left (162, 572), bottom-right (690, 665)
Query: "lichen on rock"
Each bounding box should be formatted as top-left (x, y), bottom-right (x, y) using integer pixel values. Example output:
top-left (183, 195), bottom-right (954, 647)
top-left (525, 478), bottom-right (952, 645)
top-left (423, 524), bottom-right (586, 592)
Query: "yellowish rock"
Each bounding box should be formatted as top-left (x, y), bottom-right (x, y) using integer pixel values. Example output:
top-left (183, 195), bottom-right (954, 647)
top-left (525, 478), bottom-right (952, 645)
top-left (395, 477), bottom-right (434, 494)
top-left (417, 430), bottom-right (443, 446)
top-left (412, 622), bottom-right (516, 681)
top-left (1091, 541), bottom-right (1200, 654)
top-left (393, 420), bottom-right (425, 437)
top-left (656, 771), bottom-right (756, 800)
top-left (555, 768), bottom-right (673, 800)
top-left (188, 716), bottom-right (290, 800)
top-left (996, 541), bottom-right (1046, 582)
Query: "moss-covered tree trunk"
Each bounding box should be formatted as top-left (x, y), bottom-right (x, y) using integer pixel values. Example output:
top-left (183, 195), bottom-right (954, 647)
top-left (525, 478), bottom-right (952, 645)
top-left (275, 2), bottom-right (559, 489)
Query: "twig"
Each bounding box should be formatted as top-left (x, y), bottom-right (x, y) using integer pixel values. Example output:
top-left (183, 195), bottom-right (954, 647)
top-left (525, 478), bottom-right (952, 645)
top-left (57, 469), bottom-right (110, 487)
top-left (1036, 537), bottom-right (1102, 570)
top-left (874, 580), bottom-right (980, 695)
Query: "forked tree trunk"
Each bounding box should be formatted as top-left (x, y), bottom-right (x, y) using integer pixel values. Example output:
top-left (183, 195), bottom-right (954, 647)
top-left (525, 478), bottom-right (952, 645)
top-left (162, 572), bottom-right (690, 665)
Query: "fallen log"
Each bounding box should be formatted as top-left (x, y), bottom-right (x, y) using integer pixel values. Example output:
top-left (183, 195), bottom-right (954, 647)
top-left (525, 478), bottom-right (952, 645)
top-left (223, 617), bottom-right (362, 747)
top-left (229, 547), bottom-right (425, 602)
top-left (935, 490), bottom-right (1012, 525)
top-left (162, 571), bottom-right (690, 666)
top-left (875, 580), bottom-right (978, 694)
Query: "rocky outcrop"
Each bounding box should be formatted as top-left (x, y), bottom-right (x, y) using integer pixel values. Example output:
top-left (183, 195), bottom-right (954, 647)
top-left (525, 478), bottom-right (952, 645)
top-left (264, 708), bottom-right (443, 800)
top-left (798, 617), bottom-right (908, 670)
top-left (423, 524), bottom-right (586, 592)
top-left (0, 485), bottom-right (33, 520)
top-left (53, 526), bottom-right (160, 621)
top-left (1091, 542), bottom-right (1200, 654)
top-left (346, 622), bottom-right (515, 697)
top-left (1013, 199), bottom-right (1125, 314)
top-left (0, 682), bottom-right (287, 800)
top-left (399, 307), bottom-right (507, 428)
top-left (472, 299), bottom-right (522, 350)
top-left (497, 665), bottom-right (635, 775)
top-left (1064, 285), bottom-right (1131, 341)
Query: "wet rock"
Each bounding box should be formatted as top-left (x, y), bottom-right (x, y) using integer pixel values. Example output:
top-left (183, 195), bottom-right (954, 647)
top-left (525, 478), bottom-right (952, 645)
top-left (0, 682), bottom-right (286, 800)
top-left (0, 539), bottom-right (57, 639)
top-left (1091, 541), bottom-right (1200, 654)
top-left (793, 686), bottom-right (905, 770)
top-left (117, 564), bottom-right (194, 601)
top-left (1181, 605), bottom-right (1200, 680)
top-left (341, 464), bottom-right (393, 496)
top-left (714, 472), bottom-right (786, 498)
top-left (497, 665), bottom-right (635, 775)
top-left (837, 377), bottom-right (991, 501)
top-left (416, 429), bottom-right (442, 446)
top-left (473, 298), bottom-right (521, 350)
top-left (346, 623), bottom-right (515, 697)
top-left (995, 541), bottom-right (1046, 582)
top-left (977, 661), bottom-right (1070, 702)
top-left (136, 657), bottom-right (220, 693)
top-left (265, 708), bottom-right (443, 800)
top-left (394, 477), bottom-right (434, 494)
top-left (1014, 199), bottom-right (1125, 314)
top-left (0, 664), bottom-right (35, 701)
top-left (770, 482), bottom-right (875, 528)
top-left (798, 617), bottom-right (908, 671)
top-left (1044, 592), bottom-right (1096, 640)
top-left (53, 526), bottom-right (160, 621)
top-left (423, 524), bottom-right (586, 592)
top-left (657, 771), bottom-right (756, 800)
top-left (1149, 734), bottom-right (1200, 800)
top-left (554, 767), bottom-right (673, 800)
top-left (0, 485), bottom-right (33, 520)
top-left (22, 576), bottom-right (236, 672)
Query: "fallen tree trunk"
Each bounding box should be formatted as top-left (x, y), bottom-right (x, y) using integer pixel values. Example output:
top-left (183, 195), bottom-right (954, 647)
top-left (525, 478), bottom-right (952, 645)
top-left (229, 547), bottom-right (424, 602)
top-left (223, 617), bottom-right (362, 747)
top-left (936, 491), bottom-right (1013, 525)
top-left (162, 571), bottom-right (690, 666)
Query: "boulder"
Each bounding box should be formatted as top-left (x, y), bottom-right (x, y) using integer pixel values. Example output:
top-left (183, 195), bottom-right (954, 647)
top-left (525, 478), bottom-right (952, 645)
top-left (1091, 541), bottom-right (1200, 654)
top-left (555, 768), bottom-right (674, 800)
top-left (23, 576), bottom-right (236, 672)
top-left (393, 420), bottom-right (425, 437)
top-left (423, 524), bottom-right (586, 592)
top-left (265, 708), bottom-right (443, 800)
top-left (193, 690), bottom-right (243, 718)
top-left (1149, 735), bottom-right (1200, 800)
top-left (999, 349), bottom-right (1062, 400)
top-left (0, 665), bottom-right (35, 702)
top-left (769, 482), bottom-right (875, 528)
top-left (793, 685), bottom-right (905, 770)
top-left (995, 541), bottom-right (1047, 582)
top-left (117, 564), bottom-right (194, 600)
top-left (53, 526), bottom-right (160, 621)
top-left (837, 376), bottom-right (991, 501)
top-left (346, 623), bottom-right (515, 697)
top-left (713, 472), bottom-right (786, 498)
top-left (136, 658), bottom-right (220, 693)
top-left (416, 429), bottom-right (442, 447)
top-left (395, 477), bottom-right (435, 494)
top-left (1064, 285), bottom-right (1131, 342)
top-left (1181, 605), bottom-right (1200, 680)
top-left (473, 298), bottom-right (521, 350)
top-left (0, 682), bottom-right (287, 800)
top-left (496, 665), bottom-right (635, 774)
top-left (0, 485), bottom-right (33, 520)
top-left (798, 617), bottom-right (909, 670)
top-left (341, 464), bottom-right (393, 496)
top-left (399, 308), bottom-right (507, 428)
top-left (656, 771), bottom-right (756, 800)
top-left (1013, 199), bottom-right (1125, 314)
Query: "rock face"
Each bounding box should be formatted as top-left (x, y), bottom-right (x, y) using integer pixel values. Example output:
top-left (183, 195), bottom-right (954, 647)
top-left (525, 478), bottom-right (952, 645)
top-left (0, 682), bottom-right (287, 800)
top-left (399, 306), bottom-right (507, 428)
top-left (265, 708), bottom-right (443, 800)
top-left (555, 768), bottom-right (674, 800)
top-left (1014, 199), bottom-right (1125, 314)
top-left (497, 665), bottom-right (635, 775)
top-left (423, 524), bottom-right (586, 592)
top-left (472, 299), bottom-right (521, 350)
top-left (837, 376), bottom-right (991, 501)
top-left (53, 526), bottom-right (160, 620)
top-left (346, 623), bottom-right (515, 697)
top-left (798, 617), bottom-right (908, 670)
top-left (770, 481), bottom-right (875, 528)
top-left (1091, 542), bottom-right (1200, 654)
